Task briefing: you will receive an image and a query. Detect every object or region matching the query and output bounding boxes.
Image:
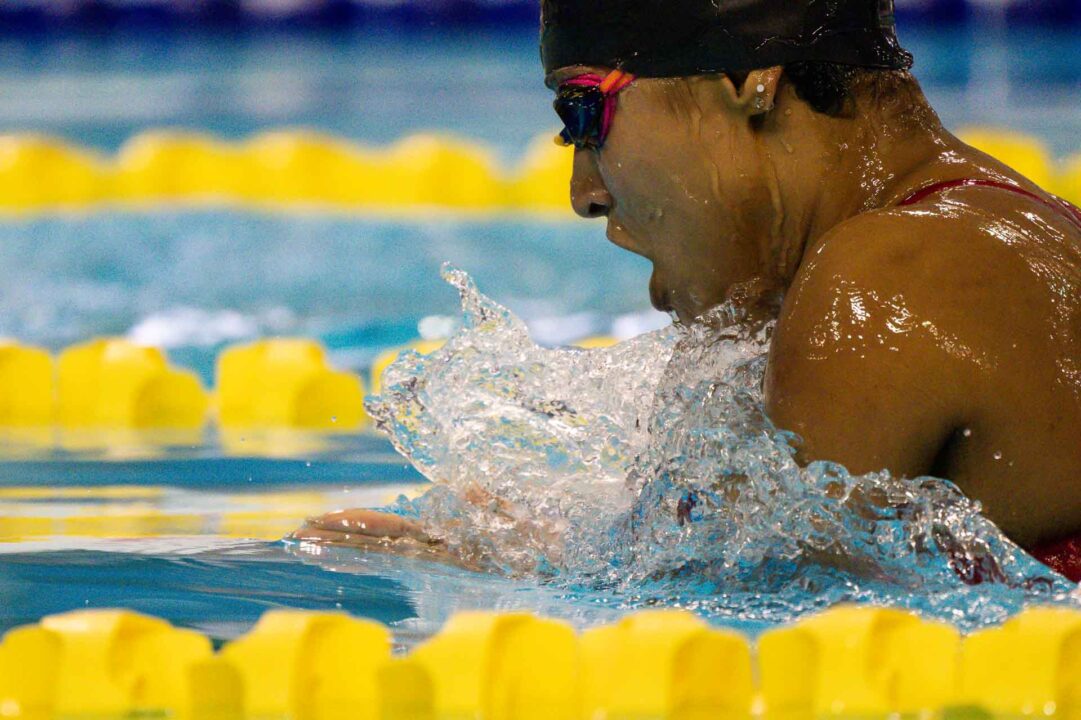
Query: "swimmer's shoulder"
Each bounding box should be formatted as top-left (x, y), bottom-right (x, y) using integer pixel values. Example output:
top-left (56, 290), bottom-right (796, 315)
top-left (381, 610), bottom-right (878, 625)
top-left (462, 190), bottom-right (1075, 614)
top-left (789, 196), bottom-right (1073, 339)
top-left (768, 195), bottom-right (1081, 540)
top-left (771, 200), bottom-right (1070, 408)
top-left (765, 209), bottom-right (984, 477)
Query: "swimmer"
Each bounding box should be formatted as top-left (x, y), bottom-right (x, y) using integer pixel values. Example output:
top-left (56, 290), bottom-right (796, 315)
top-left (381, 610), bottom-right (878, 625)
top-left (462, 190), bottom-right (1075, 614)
top-left (295, 0), bottom-right (1081, 582)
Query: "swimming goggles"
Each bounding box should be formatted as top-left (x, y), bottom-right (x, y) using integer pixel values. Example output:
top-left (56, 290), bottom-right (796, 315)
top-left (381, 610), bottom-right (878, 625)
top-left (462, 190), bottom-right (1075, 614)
top-left (554, 70), bottom-right (635, 150)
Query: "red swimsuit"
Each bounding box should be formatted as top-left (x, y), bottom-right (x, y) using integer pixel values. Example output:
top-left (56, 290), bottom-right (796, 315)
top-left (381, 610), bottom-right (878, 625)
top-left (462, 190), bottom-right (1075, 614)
top-left (899, 178), bottom-right (1081, 583)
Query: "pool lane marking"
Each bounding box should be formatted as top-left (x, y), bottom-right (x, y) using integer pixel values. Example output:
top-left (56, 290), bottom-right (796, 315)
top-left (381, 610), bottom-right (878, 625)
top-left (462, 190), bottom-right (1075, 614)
top-left (0, 483), bottom-right (429, 541)
top-left (0, 486), bottom-right (166, 500)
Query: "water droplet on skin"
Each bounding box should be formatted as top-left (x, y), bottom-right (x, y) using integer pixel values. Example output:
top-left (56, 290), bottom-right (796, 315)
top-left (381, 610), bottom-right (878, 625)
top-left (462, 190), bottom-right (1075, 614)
top-left (993, 451), bottom-right (1003, 461)
top-left (962, 428), bottom-right (973, 438)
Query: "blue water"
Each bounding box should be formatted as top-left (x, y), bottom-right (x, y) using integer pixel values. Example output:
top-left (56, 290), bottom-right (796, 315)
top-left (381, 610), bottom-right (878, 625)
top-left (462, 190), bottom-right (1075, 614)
top-left (0, 26), bottom-right (1079, 644)
top-left (0, 212), bottom-right (655, 358)
top-left (0, 208), bottom-right (672, 643)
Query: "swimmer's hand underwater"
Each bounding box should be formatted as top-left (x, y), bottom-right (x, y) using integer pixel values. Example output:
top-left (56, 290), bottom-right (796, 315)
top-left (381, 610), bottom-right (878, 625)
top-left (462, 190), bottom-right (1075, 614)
top-left (289, 509), bottom-right (463, 565)
top-left (292, 485), bottom-right (562, 573)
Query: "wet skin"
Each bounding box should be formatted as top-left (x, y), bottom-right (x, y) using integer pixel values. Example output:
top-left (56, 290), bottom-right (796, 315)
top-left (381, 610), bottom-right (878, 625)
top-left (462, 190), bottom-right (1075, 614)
top-left (295, 66), bottom-right (1081, 555)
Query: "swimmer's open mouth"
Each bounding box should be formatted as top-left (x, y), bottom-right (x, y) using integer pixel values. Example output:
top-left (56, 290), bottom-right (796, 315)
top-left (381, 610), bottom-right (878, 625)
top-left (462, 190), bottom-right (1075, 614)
top-left (606, 223), bottom-right (647, 257)
top-left (606, 225), bottom-right (676, 317)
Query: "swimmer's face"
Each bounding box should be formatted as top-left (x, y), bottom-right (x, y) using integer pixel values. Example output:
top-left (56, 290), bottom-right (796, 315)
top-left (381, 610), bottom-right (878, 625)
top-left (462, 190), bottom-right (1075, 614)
top-left (552, 67), bottom-right (777, 323)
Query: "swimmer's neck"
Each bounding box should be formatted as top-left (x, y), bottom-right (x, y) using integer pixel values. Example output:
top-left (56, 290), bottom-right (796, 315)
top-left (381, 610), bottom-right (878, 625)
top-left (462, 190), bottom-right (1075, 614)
top-left (764, 78), bottom-right (962, 281)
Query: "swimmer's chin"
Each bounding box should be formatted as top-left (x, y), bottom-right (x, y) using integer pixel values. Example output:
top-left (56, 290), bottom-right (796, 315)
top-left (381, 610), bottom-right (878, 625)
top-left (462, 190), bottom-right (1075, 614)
top-left (649, 271), bottom-right (677, 317)
top-left (649, 275), bottom-right (698, 325)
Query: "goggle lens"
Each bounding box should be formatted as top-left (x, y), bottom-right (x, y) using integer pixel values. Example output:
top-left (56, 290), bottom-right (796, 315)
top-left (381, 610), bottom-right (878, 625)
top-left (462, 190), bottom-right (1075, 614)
top-left (554, 85), bottom-right (606, 149)
top-left (553, 70), bottom-right (635, 150)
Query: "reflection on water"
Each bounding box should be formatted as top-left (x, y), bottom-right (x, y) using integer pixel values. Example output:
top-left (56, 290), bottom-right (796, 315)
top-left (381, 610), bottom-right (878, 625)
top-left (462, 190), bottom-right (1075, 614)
top-left (285, 541), bottom-right (640, 644)
top-left (358, 267), bottom-right (1078, 632)
top-left (0, 543), bottom-right (417, 643)
top-left (0, 425), bottom-right (406, 463)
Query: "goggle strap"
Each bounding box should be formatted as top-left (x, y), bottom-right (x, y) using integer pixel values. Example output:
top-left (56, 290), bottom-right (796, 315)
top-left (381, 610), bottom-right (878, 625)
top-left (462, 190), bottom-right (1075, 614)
top-left (599, 70), bottom-right (633, 94)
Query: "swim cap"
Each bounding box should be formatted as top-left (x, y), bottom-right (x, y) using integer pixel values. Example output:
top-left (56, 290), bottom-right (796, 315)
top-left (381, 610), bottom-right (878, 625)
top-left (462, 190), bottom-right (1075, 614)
top-left (541, 0), bottom-right (913, 79)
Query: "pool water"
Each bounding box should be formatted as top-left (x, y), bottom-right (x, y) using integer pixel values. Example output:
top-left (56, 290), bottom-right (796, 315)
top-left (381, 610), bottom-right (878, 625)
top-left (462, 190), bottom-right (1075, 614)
top-left (1, 24), bottom-right (1079, 645)
top-left (0, 210), bottom-right (669, 644)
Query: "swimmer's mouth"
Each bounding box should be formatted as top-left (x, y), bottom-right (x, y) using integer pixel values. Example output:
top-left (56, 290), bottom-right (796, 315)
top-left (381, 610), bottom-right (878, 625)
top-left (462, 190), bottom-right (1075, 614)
top-left (606, 224), bottom-right (646, 257)
top-left (607, 225), bottom-right (675, 315)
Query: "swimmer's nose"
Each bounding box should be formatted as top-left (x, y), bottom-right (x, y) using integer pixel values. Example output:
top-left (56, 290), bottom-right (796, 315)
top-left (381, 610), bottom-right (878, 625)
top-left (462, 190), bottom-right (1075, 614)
top-left (570, 149), bottom-right (612, 219)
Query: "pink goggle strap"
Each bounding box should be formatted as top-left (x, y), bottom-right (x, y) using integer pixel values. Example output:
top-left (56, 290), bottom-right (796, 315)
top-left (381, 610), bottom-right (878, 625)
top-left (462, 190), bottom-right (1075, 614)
top-left (561, 69), bottom-right (635, 144)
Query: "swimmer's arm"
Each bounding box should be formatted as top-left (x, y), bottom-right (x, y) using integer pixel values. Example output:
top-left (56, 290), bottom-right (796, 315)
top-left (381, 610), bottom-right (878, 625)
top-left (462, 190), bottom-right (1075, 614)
top-left (288, 508), bottom-right (479, 569)
top-left (763, 215), bottom-right (969, 478)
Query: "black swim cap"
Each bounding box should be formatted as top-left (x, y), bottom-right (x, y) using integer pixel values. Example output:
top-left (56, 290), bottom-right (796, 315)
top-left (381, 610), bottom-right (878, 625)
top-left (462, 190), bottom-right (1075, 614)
top-left (541, 0), bottom-right (913, 79)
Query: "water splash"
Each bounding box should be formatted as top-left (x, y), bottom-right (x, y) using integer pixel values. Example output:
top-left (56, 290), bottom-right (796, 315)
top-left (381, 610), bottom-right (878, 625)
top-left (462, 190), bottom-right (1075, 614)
top-left (366, 265), bottom-right (1077, 630)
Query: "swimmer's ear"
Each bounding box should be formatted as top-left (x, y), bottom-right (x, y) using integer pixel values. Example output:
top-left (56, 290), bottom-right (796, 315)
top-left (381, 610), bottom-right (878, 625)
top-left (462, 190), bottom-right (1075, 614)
top-left (716, 66), bottom-right (784, 116)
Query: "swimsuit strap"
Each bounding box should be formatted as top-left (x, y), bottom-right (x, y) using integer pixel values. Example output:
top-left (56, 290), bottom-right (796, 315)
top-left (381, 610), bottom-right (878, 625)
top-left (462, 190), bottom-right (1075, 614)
top-left (1032, 534), bottom-right (1081, 583)
top-left (899, 178), bottom-right (1081, 232)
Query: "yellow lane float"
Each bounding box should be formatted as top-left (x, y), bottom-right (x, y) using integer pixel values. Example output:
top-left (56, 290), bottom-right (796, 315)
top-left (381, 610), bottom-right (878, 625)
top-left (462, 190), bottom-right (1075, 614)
top-left (1, 605), bottom-right (1078, 719)
top-left (1060, 152), bottom-right (1081, 206)
top-left (0, 334), bottom-right (383, 440)
top-left (0, 342), bottom-right (53, 425)
top-left (0, 134), bottom-right (105, 212)
top-left (581, 610), bottom-right (753, 720)
top-left (958, 127), bottom-right (1057, 191)
top-left (0, 130), bottom-right (570, 214)
top-left (222, 611), bottom-right (390, 720)
top-left (0, 610), bottom-right (218, 718)
top-left (57, 338), bottom-right (208, 428)
top-left (0, 486), bottom-right (351, 543)
top-left (507, 132), bottom-right (575, 210)
top-left (387, 134), bottom-right (504, 209)
top-left (217, 338), bottom-right (366, 430)
top-left (242, 130), bottom-right (378, 207)
top-left (958, 606), bottom-right (1081, 717)
top-left (410, 612), bottom-right (579, 720)
top-left (0, 127), bottom-right (1076, 216)
top-left (113, 131), bottom-right (242, 203)
top-left (759, 604), bottom-right (960, 716)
